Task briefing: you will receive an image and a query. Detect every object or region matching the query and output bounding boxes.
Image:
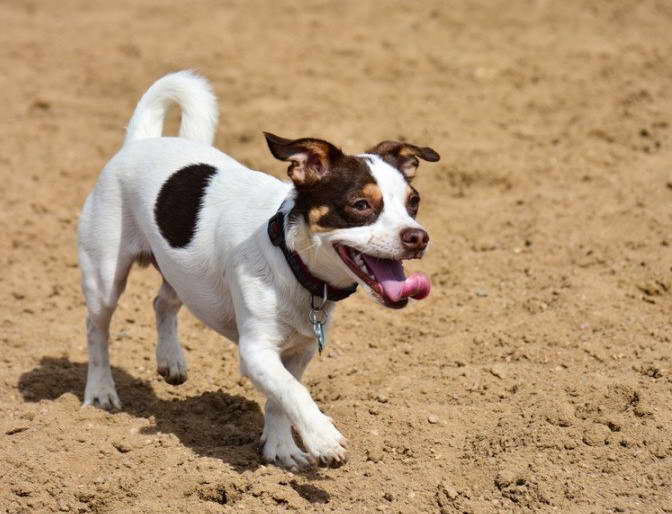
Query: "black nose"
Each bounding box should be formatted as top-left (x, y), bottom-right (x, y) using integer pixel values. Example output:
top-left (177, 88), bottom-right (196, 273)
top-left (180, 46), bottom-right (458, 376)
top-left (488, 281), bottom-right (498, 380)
top-left (400, 228), bottom-right (429, 251)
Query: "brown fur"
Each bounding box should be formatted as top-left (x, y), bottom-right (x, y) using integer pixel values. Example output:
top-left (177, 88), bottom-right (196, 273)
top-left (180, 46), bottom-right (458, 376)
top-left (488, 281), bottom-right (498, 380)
top-left (308, 205), bottom-right (331, 232)
top-left (366, 140), bottom-right (440, 181)
top-left (362, 183), bottom-right (383, 211)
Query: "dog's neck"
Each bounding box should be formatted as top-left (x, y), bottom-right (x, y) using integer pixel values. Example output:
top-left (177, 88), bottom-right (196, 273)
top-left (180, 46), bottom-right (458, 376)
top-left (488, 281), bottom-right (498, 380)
top-left (285, 212), bottom-right (356, 291)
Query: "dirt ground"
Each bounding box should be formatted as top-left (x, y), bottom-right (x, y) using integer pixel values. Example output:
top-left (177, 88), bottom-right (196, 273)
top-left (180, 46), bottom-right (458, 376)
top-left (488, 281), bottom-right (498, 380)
top-left (1, 0), bottom-right (672, 512)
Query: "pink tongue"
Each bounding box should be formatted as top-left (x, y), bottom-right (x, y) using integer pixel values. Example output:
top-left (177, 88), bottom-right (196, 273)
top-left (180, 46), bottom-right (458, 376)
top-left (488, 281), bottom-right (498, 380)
top-left (361, 256), bottom-right (431, 303)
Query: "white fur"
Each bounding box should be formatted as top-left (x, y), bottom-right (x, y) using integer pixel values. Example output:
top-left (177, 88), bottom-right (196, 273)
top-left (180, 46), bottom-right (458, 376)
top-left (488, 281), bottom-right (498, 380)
top-left (125, 70), bottom-right (218, 145)
top-left (77, 72), bottom-right (426, 468)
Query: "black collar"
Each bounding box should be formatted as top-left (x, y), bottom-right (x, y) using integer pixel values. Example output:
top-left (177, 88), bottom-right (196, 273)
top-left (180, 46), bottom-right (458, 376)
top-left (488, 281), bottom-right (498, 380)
top-left (267, 205), bottom-right (358, 302)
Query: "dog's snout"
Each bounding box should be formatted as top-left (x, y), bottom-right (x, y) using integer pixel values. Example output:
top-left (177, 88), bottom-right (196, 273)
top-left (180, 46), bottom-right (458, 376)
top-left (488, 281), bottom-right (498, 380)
top-left (400, 228), bottom-right (429, 251)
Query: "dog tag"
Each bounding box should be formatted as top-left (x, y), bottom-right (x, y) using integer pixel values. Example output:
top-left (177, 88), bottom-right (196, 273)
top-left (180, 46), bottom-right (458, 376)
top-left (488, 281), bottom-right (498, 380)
top-left (309, 286), bottom-right (328, 354)
top-left (313, 318), bottom-right (326, 354)
top-left (308, 308), bottom-right (327, 354)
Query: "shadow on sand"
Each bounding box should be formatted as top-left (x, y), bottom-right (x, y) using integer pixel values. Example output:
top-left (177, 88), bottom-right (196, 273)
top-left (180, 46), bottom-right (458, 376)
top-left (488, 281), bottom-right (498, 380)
top-left (18, 357), bottom-right (333, 502)
top-left (18, 356), bottom-right (265, 472)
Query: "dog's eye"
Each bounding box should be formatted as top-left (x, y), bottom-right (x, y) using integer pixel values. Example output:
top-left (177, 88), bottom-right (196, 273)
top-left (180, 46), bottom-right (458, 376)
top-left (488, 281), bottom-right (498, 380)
top-left (408, 195), bottom-right (420, 208)
top-left (352, 199), bottom-right (371, 211)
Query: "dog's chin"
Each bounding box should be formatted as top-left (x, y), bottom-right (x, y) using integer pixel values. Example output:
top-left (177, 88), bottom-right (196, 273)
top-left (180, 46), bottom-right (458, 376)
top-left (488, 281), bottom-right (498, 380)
top-left (333, 243), bottom-right (430, 309)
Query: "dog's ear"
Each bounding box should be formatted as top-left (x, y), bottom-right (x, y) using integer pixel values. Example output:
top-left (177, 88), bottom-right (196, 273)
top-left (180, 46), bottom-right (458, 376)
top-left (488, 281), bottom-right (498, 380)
top-left (264, 132), bottom-right (342, 188)
top-left (366, 141), bottom-right (440, 181)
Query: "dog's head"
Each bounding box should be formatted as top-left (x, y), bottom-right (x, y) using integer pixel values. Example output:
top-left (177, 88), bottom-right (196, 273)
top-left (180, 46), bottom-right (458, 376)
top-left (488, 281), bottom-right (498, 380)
top-left (265, 132), bottom-right (439, 309)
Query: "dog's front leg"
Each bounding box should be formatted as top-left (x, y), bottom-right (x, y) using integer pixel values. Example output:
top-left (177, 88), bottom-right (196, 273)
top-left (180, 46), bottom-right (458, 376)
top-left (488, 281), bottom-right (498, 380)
top-left (259, 343), bottom-right (319, 470)
top-left (239, 336), bottom-right (347, 467)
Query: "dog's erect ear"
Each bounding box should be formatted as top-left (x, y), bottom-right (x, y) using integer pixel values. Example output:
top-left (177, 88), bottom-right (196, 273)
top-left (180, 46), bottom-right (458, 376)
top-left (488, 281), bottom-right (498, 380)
top-left (264, 132), bottom-right (342, 188)
top-left (366, 141), bottom-right (440, 181)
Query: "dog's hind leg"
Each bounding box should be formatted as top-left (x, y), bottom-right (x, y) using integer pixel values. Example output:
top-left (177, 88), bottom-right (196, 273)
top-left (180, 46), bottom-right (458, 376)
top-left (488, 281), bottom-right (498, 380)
top-left (79, 244), bottom-right (135, 410)
top-left (78, 180), bottom-right (143, 409)
top-left (153, 279), bottom-right (187, 385)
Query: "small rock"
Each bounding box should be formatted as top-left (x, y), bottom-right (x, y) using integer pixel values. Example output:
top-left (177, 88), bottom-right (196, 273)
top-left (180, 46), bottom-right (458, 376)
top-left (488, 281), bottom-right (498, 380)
top-left (366, 447), bottom-right (384, 463)
top-left (112, 440), bottom-right (131, 453)
top-left (5, 425), bottom-right (29, 436)
top-left (582, 425), bottom-right (611, 446)
top-left (651, 442), bottom-right (669, 459)
top-left (57, 500), bottom-right (70, 512)
top-left (428, 415), bottom-right (439, 424)
top-left (494, 469), bottom-right (519, 490)
top-left (543, 401), bottom-right (574, 427)
top-left (475, 288), bottom-right (489, 298)
top-left (563, 438), bottom-right (578, 450)
top-left (383, 492), bottom-right (394, 502)
top-left (633, 402), bottom-right (654, 418)
top-left (375, 394), bottom-right (389, 404)
top-left (438, 482), bottom-right (459, 500)
top-left (32, 99), bottom-right (51, 110)
top-left (488, 364), bottom-right (507, 379)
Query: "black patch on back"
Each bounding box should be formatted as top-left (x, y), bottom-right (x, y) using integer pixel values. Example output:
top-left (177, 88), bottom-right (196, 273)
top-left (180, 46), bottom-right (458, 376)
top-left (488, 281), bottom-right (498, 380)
top-left (154, 164), bottom-right (217, 248)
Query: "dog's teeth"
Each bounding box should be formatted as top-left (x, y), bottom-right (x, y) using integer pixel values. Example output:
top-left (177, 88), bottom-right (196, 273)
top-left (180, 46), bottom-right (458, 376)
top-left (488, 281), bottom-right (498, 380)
top-left (358, 260), bottom-right (374, 279)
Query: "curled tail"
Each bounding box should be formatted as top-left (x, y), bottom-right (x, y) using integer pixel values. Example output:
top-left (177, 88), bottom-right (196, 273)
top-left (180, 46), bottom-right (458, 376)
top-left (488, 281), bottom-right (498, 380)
top-left (124, 70), bottom-right (218, 146)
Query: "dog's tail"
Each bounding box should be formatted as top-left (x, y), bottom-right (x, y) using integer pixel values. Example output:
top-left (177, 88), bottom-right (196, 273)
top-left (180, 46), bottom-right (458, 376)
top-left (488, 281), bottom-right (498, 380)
top-left (124, 70), bottom-right (218, 146)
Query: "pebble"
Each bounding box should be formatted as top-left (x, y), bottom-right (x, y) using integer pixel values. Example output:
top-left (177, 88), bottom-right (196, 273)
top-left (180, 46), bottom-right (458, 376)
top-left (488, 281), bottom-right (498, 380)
top-left (112, 440), bottom-right (132, 453)
top-left (428, 415), bottom-right (439, 424)
top-left (366, 447), bottom-right (384, 463)
top-left (439, 482), bottom-right (459, 500)
top-left (488, 364), bottom-right (507, 380)
top-left (582, 425), bottom-right (611, 446)
top-left (5, 425), bottom-right (29, 436)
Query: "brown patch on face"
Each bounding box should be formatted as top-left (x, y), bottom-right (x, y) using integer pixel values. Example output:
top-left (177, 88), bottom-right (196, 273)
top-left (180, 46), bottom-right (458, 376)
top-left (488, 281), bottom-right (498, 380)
top-left (361, 183), bottom-right (383, 211)
top-left (308, 205), bottom-right (332, 232)
top-left (405, 184), bottom-right (421, 218)
top-left (289, 155), bottom-right (384, 231)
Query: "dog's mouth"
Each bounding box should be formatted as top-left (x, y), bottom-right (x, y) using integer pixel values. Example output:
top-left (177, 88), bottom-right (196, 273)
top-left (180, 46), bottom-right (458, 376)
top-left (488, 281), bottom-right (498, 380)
top-left (334, 244), bottom-right (431, 309)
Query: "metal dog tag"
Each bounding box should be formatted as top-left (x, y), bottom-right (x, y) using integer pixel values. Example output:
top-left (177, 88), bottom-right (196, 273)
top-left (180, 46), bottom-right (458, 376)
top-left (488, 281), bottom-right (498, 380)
top-left (311, 314), bottom-right (326, 354)
top-left (309, 285), bottom-right (328, 354)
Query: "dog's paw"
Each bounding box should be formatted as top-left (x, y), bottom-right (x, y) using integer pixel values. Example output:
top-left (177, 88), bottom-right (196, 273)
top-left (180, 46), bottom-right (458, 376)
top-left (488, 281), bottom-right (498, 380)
top-left (260, 431), bottom-right (316, 471)
top-left (157, 354), bottom-right (188, 385)
top-left (300, 416), bottom-right (348, 467)
top-left (83, 381), bottom-right (121, 410)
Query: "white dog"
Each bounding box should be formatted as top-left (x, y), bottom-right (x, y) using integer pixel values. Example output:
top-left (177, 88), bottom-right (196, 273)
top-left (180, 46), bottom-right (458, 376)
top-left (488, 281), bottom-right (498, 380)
top-left (77, 71), bottom-right (439, 470)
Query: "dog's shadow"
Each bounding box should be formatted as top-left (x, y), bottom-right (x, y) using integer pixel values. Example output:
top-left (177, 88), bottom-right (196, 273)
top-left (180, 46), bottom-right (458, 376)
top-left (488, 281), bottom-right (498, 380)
top-left (18, 357), bottom-right (265, 471)
top-left (17, 357), bottom-right (330, 498)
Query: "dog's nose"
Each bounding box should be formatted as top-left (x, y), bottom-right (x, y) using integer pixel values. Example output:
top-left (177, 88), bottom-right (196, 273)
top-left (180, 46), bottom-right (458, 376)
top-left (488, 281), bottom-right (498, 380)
top-left (400, 228), bottom-right (429, 251)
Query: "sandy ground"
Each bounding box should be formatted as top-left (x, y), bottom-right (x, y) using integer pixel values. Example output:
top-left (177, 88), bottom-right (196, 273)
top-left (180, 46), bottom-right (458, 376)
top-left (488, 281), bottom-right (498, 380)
top-left (2, 0), bottom-right (672, 512)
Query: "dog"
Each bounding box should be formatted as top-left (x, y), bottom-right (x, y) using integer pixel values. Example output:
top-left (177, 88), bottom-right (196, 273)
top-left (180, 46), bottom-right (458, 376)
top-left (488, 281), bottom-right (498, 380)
top-left (77, 71), bottom-right (439, 470)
